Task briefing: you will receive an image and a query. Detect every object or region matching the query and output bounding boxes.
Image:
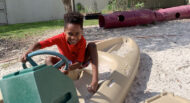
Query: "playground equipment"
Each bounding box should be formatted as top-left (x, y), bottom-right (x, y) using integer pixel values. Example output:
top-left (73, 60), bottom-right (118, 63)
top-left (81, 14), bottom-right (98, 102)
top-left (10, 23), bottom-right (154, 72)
top-left (0, 51), bottom-right (78, 103)
top-left (85, 13), bottom-right (102, 20)
top-left (155, 5), bottom-right (190, 21)
top-left (99, 5), bottom-right (190, 28)
top-left (145, 92), bottom-right (190, 103)
top-left (77, 37), bottom-right (140, 103)
top-left (99, 9), bottom-right (156, 28)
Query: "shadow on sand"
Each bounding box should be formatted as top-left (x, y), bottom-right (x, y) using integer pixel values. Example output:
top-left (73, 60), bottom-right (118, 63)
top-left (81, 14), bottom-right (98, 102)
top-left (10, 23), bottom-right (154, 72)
top-left (125, 53), bottom-right (159, 103)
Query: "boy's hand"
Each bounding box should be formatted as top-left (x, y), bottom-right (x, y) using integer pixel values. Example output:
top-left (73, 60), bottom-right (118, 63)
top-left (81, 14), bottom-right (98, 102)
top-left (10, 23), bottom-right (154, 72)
top-left (87, 81), bottom-right (98, 93)
top-left (20, 52), bottom-right (30, 63)
top-left (60, 66), bottom-right (69, 74)
top-left (60, 69), bottom-right (68, 74)
top-left (20, 42), bottom-right (41, 63)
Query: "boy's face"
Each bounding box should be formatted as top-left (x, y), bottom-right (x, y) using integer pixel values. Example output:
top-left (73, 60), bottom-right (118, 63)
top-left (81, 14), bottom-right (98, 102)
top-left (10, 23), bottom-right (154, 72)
top-left (64, 23), bottom-right (83, 45)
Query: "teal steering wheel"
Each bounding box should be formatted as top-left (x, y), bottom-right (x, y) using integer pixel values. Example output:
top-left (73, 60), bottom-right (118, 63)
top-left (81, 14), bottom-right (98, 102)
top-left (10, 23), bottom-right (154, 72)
top-left (22, 50), bottom-right (70, 70)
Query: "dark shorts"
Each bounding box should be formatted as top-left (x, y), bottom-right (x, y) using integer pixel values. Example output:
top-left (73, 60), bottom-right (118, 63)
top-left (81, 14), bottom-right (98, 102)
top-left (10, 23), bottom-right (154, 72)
top-left (81, 61), bottom-right (90, 68)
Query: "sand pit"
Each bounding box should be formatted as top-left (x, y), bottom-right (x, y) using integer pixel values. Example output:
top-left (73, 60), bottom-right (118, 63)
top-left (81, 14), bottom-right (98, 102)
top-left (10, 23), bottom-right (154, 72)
top-left (0, 19), bottom-right (190, 103)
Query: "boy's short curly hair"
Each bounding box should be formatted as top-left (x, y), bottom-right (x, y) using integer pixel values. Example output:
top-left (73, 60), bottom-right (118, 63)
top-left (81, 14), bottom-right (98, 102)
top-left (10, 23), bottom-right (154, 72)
top-left (64, 12), bottom-right (84, 29)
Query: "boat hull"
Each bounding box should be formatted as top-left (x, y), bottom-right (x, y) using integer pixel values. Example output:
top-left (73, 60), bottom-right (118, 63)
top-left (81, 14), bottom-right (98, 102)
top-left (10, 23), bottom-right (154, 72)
top-left (76, 37), bottom-right (140, 103)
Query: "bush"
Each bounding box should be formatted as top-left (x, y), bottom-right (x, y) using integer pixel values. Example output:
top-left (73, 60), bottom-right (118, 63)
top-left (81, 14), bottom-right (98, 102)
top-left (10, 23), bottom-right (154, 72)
top-left (76, 3), bottom-right (85, 13)
top-left (135, 2), bottom-right (144, 9)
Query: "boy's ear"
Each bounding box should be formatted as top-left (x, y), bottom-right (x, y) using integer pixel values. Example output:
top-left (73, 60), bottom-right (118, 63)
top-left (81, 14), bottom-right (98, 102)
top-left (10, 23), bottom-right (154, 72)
top-left (64, 24), bottom-right (68, 32)
top-left (64, 27), bottom-right (67, 32)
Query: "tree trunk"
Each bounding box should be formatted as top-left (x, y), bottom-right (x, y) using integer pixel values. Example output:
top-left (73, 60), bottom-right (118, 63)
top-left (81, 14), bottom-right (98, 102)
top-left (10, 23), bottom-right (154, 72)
top-left (62, 0), bottom-right (72, 13)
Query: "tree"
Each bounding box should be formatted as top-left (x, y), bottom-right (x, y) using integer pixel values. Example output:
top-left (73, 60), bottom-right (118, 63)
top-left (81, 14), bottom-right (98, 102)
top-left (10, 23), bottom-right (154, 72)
top-left (62, 0), bottom-right (72, 13)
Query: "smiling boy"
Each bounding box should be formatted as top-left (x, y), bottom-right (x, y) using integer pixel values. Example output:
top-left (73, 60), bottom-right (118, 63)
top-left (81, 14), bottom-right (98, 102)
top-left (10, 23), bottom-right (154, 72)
top-left (21, 12), bottom-right (99, 93)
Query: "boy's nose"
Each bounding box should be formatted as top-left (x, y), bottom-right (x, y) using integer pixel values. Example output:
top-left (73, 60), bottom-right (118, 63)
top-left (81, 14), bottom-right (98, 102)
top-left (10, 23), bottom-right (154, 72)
top-left (71, 36), bottom-right (76, 40)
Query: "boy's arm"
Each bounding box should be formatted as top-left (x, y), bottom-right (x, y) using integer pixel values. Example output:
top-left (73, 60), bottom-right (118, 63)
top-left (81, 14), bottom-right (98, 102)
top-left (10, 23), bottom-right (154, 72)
top-left (87, 42), bottom-right (98, 93)
top-left (21, 42), bottom-right (41, 62)
top-left (89, 54), bottom-right (98, 93)
top-left (21, 34), bottom-right (61, 63)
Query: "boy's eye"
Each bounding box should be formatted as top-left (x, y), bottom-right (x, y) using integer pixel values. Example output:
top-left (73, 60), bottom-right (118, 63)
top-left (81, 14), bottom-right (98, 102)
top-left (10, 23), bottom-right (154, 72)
top-left (68, 32), bottom-right (73, 36)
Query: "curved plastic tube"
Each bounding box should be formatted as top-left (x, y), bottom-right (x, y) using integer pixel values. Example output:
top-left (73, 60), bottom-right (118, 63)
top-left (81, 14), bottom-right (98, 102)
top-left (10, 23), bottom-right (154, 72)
top-left (155, 5), bottom-right (190, 21)
top-left (99, 5), bottom-right (190, 29)
top-left (99, 9), bottom-right (156, 28)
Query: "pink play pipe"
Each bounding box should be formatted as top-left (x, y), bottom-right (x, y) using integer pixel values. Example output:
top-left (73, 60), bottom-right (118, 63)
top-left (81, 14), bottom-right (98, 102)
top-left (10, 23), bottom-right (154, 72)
top-left (155, 5), bottom-right (190, 21)
top-left (99, 9), bottom-right (156, 28)
top-left (99, 5), bottom-right (190, 29)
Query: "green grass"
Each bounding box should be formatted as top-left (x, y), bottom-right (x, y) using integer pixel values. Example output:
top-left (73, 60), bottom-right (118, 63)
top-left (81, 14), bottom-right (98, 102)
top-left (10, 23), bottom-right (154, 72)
top-left (84, 19), bottom-right (98, 26)
top-left (0, 19), bottom-right (98, 39)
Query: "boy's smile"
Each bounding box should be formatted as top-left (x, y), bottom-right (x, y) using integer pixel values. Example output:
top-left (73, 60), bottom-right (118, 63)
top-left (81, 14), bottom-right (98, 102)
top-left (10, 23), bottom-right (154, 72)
top-left (64, 23), bottom-right (83, 45)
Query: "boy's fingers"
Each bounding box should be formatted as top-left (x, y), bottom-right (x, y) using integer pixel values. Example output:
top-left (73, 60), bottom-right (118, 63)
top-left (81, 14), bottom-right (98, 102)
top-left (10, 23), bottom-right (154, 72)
top-left (92, 85), bottom-right (97, 92)
top-left (87, 85), bottom-right (97, 93)
top-left (87, 86), bottom-right (93, 93)
top-left (91, 87), bottom-right (96, 93)
top-left (20, 56), bottom-right (26, 63)
top-left (60, 69), bottom-right (68, 74)
top-left (20, 53), bottom-right (28, 63)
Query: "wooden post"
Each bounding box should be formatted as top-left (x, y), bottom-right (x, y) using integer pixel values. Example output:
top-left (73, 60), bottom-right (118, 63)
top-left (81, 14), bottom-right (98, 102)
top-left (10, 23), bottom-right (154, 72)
top-left (71, 0), bottom-right (75, 12)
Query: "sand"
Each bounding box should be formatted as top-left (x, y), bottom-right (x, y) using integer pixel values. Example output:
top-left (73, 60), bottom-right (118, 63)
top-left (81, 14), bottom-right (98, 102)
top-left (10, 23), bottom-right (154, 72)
top-left (0, 19), bottom-right (190, 103)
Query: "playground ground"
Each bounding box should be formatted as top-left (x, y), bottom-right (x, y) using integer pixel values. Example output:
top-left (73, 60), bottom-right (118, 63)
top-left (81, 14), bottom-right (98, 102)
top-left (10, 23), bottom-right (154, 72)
top-left (0, 19), bottom-right (190, 103)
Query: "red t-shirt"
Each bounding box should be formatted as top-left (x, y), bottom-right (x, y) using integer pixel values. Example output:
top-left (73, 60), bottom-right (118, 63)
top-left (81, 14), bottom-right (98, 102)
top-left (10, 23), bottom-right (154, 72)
top-left (39, 33), bottom-right (86, 63)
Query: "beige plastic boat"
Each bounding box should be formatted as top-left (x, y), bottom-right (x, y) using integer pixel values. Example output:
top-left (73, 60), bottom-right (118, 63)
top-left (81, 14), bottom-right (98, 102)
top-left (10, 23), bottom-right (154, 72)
top-left (75, 37), bottom-right (140, 103)
top-left (145, 92), bottom-right (190, 103)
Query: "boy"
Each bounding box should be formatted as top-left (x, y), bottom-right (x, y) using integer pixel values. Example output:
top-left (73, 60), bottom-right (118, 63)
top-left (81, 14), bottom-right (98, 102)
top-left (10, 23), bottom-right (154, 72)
top-left (21, 12), bottom-right (98, 93)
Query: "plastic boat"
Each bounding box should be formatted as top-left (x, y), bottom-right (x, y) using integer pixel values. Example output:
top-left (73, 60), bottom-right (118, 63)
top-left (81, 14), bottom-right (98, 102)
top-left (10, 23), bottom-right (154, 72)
top-left (75, 37), bottom-right (140, 103)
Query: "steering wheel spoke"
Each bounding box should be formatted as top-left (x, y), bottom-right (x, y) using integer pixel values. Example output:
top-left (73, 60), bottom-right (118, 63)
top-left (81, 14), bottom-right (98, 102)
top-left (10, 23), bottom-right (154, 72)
top-left (54, 60), bottom-right (68, 70)
top-left (27, 56), bottom-right (38, 66)
top-left (22, 57), bottom-right (38, 69)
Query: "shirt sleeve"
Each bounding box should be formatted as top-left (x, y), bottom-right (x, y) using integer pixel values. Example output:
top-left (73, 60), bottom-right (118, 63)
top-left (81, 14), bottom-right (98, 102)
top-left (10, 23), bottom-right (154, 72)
top-left (39, 34), bottom-right (62, 49)
top-left (76, 39), bottom-right (86, 63)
